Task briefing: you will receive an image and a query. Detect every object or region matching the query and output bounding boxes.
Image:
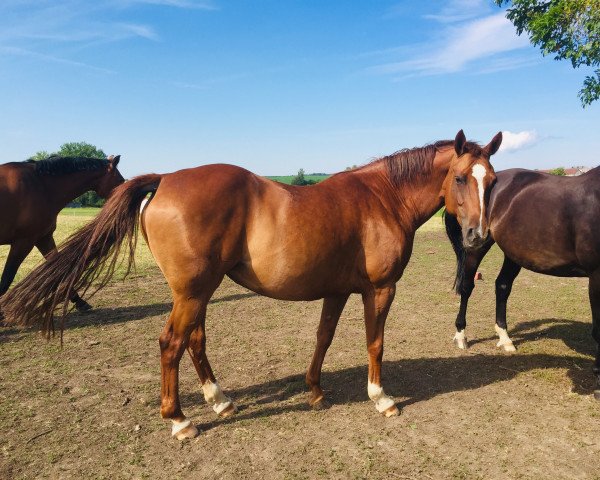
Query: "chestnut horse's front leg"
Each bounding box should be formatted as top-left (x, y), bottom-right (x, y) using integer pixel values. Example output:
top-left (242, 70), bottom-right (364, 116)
top-left (362, 285), bottom-right (399, 417)
top-left (306, 295), bottom-right (349, 408)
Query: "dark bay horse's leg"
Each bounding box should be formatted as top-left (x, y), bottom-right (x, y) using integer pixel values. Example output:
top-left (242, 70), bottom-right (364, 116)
top-left (35, 234), bottom-right (92, 312)
top-left (306, 295), bottom-right (349, 409)
top-left (494, 255), bottom-right (521, 352)
top-left (362, 285), bottom-right (398, 417)
top-left (187, 287), bottom-right (236, 418)
top-left (588, 270), bottom-right (600, 399)
top-left (453, 242), bottom-right (493, 349)
top-left (0, 240), bottom-right (35, 297)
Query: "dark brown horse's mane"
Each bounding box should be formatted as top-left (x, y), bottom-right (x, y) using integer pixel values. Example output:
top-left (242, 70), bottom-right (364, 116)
top-left (380, 140), bottom-right (485, 187)
top-left (25, 155), bottom-right (108, 176)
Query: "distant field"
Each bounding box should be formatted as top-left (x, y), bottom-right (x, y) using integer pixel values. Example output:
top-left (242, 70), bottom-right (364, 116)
top-left (59, 207), bottom-right (101, 217)
top-left (266, 174), bottom-right (330, 184)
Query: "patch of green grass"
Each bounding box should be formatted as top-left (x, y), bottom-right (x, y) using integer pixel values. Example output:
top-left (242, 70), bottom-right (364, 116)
top-left (60, 207), bottom-right (101, 217)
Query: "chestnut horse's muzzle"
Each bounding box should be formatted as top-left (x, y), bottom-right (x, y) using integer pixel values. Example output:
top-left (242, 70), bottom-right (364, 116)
top-left (463, 226), bottom-right (488, 249)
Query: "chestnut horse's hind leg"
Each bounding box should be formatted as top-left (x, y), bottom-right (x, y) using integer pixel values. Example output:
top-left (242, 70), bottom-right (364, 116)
top-left (35, 234), bottom-right (92, 312)
top-left (494, 256), bottom-right (521, 352)
top-left (187, 298), bottom-right (236, 418)
top-left (588, 270), bottom-right (600, 400)
top-left (306, 294), bottom-right (349, 409)
top-left (159, 297), bottom-right (204, 440)
top-left (362, 285), bottom-right (399, 417)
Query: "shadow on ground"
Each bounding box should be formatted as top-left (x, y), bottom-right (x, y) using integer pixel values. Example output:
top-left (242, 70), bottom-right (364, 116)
top-left (468, 317), bottom-right (595, 356)
top-left (0, 292), bottom-right (258, 339)
top-left (147, 319), bottom-right (598, 431)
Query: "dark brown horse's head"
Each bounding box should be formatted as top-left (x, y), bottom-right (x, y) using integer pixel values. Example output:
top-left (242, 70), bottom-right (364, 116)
top-left (442, 130), bottom-right (502, 249)
top-left (95, 155), bottom-right (125, 198)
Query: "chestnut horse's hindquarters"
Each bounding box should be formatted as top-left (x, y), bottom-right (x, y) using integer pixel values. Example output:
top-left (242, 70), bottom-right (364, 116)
top-left (0, 173), bottom-right (162, 335)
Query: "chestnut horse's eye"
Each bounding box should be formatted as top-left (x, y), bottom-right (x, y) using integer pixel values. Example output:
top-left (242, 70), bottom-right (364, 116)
top-left (455, 175), bottom-right (467, 185)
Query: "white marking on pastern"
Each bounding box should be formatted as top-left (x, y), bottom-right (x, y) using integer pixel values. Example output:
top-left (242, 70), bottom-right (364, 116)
top-left (494, 324), bottom-right (516, 352)
top-left (453, 330), bottom-right (468, 349)
top-left (368, 381), bottom-right (395, 413)
top-left (202, 380), bottom-right (234, 415)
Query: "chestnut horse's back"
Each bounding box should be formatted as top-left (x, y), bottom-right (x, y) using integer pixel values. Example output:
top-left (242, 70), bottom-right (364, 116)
top-left (141, 163), bottom-right (389, 300)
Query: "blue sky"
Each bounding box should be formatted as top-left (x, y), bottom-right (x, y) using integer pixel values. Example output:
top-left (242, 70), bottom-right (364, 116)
top-left (1, 0), bottom-right (598, 178)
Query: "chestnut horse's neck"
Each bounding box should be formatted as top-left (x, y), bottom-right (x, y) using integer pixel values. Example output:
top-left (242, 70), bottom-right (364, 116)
top-left (363, 145), bottom-right (455, 231)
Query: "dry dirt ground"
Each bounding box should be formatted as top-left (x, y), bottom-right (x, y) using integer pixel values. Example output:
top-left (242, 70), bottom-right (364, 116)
top-left (1, 214), bottom-right (599, 479)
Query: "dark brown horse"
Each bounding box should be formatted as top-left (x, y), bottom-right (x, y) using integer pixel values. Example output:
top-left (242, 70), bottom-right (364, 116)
top-left (0, 155), bottom-right (124, 309)
top-left (3, 130), bottom-right (502, 440)
top-left (445, 167), bottom-right (600, 398)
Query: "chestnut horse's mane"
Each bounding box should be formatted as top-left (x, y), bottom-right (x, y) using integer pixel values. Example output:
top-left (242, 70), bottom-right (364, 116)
top-left (24, 155), bottom-right (109, 176)
top-left (370, 140), bottom-right (485, 187)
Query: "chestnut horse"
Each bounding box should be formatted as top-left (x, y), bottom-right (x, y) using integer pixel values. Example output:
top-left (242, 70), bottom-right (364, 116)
top-left (445, 167), bottom-right (600, 398)
top-left (3, 130), bottom-right (501, 439)
top-left (0, 155), bottom-right (124, 310)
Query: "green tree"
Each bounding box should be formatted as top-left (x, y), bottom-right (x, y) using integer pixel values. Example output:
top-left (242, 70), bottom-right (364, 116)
top-left (496, 0), bottom-right (600, 106)
top-left (291, 168), bottom-right (316, 186)
top-left (58, 141), bottom-right (106, 160)
top-left (549, 166), bottom-right (566, 175)
top-left (30, 150), bottom-right (50, 161)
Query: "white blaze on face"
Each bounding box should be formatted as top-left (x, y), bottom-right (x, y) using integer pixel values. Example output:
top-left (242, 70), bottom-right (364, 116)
top-left (471, 163), bottom-right (487, 234)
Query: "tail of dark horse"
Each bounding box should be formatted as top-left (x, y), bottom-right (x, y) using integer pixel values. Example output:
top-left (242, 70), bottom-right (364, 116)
top-left (1, 174), bottom-right (162, 336)
top-left (443, 210), bottom-right (466, 295)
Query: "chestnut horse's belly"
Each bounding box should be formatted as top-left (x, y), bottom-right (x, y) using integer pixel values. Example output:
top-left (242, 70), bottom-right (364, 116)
top-left (227, 243), bottom-right (362, 300)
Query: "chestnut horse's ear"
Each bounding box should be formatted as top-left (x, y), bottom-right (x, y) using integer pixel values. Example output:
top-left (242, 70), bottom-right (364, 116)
top-left (454, 129), bottom-right (466, 156)
top-left (484, 131), bottom-right (503, 156)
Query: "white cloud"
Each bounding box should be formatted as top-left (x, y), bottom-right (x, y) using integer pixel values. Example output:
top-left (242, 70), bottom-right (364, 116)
top-left (499, 130), bottom-right (540, 153)
top-left (367, 12), bottom-right (532, 77)
top-left (423, 0), bottom-right (491, 23)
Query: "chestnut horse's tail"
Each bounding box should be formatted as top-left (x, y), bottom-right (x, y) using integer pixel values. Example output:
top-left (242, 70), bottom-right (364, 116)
top-left (443, 209), bottom-right (466, 295)
top-left (1, 173), bottom-right (163, 336)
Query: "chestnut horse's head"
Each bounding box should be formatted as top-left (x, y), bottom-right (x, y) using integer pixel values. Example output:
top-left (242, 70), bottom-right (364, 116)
top-left (442, 130), bottom-right (502, 249)
top-left (95, 155), bottom-right (125, 198)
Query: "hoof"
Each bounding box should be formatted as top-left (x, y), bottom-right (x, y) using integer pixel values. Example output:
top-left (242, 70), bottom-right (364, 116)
top-left (594, 390), bottom-right (600, 401)
top-left (497, 341), bottom-right (516, 352)
top-left (75, 299), bottom-right (92, 312)
top-left (172, 421), bottom-right (199, 440)
top-left (309, 396), bottom-right (330, 410)
top-left (383, 404), bottom-right (400, 418)
top-left (218, 403), bottom-right (237, 418)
